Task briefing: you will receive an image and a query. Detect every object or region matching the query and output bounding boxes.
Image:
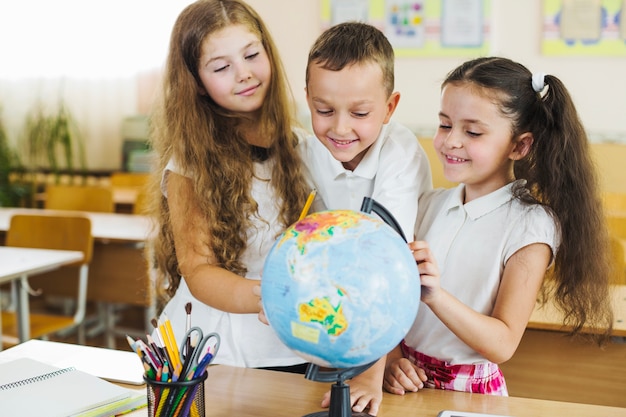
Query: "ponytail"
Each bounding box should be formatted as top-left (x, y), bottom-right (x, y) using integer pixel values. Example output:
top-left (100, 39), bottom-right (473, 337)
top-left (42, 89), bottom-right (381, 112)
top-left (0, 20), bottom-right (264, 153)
top-left (526, 76), bottom-right (612, 341)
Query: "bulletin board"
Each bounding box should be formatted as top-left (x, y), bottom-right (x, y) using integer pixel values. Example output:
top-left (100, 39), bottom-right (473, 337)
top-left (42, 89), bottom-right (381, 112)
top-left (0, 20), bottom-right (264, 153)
top-left (542, 0), bottom-right (626, 56)
top-left (320, 0), bottom-right (491, 57)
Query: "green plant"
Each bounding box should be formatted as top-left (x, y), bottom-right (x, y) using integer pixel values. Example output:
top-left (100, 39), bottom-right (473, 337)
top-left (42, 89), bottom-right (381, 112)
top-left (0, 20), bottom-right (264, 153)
top-left (0, 110), bottom-right (31, 207)
top-left (21, 102), bottom-right (87, 184)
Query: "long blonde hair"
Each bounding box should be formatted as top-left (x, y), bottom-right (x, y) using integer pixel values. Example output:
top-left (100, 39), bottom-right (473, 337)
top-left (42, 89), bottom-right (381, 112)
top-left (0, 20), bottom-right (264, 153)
top-left (148, 0), bottom-right (309, 302)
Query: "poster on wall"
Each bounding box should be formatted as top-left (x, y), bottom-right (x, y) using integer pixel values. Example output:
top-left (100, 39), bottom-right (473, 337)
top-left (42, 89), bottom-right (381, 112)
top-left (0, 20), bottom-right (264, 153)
top-left (440, 0), bottom-right (484, 47)
top-left (320, 0), bottom-right (491, 57)
top-left (542, 0), bottom-right (626, 55)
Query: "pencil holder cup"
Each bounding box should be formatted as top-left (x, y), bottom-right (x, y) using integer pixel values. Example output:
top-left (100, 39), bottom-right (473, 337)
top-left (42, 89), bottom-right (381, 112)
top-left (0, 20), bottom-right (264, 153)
top-left (145, 372), bottom-right (208, 417)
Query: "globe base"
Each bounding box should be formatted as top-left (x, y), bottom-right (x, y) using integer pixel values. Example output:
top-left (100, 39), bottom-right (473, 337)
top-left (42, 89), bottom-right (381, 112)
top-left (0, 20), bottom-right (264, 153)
top-left (302, 381), bottom-right (373, 417)
top-left (302, 363), bottom-right (376, 417)
top-left (304, 412), bottom-right (373, 417)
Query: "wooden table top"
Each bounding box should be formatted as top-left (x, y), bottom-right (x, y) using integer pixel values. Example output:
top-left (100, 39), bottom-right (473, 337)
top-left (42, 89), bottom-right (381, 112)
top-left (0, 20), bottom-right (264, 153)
top-left (123, 365), bottom-right (626, 417)
top-left (0, 207), bottom-right (155, 243)
top-left (0, 246), bottom-right (83, 283)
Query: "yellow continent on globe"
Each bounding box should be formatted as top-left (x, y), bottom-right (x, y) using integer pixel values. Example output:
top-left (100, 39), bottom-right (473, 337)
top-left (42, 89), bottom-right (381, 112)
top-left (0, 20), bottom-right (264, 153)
top-left (298, 295), bottom-right (348, 337)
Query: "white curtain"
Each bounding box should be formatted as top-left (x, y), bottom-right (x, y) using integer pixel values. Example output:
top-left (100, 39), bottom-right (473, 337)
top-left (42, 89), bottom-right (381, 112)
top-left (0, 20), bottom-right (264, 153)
top-left (0, 0), bottom-right (193, 170)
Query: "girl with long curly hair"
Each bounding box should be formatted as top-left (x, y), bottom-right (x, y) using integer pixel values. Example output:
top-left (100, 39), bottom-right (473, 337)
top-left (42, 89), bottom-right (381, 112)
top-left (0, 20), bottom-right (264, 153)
top-left (147, 0), bottom-right (311, 372)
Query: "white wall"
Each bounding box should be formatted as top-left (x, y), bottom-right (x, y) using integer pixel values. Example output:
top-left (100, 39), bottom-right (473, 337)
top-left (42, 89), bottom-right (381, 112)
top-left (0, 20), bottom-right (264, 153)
top-left (5, 1), bottom-right (623, 170)
top-left (247, 0), bottom-right (626, 142)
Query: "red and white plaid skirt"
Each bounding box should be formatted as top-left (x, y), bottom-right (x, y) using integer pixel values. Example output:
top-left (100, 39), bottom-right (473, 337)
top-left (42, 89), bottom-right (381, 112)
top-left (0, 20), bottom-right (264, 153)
top-left (400, 340), bottom-right (509, 396)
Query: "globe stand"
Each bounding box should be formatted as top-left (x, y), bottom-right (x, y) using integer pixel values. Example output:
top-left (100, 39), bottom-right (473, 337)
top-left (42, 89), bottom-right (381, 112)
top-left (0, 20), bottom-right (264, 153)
top-left (360, 197), bottom-right (407, 242)
top-left (302, 362), bottom-right (376, 417)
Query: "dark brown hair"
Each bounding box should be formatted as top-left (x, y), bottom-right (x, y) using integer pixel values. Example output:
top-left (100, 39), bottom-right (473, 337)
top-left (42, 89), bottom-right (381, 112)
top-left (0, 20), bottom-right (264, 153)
top-left (306, 21), bottom-right (395, 96)
top-left (444, 56), bottom-right (613, 343)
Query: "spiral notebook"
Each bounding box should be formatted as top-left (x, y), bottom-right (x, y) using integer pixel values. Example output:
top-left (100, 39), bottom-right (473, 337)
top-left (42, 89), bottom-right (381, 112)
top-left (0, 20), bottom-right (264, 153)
top-left (0, 357), bottom-right (138, 417)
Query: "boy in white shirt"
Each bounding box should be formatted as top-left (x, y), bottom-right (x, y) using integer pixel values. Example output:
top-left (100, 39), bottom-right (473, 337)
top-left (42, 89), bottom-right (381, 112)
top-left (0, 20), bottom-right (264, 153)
top-left (299, 21), bottom-right (432, 240)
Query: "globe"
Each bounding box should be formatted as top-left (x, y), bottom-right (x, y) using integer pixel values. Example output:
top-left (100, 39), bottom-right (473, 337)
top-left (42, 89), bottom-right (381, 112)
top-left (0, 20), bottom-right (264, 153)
top-left (261, 209), bottom-right (420, 369)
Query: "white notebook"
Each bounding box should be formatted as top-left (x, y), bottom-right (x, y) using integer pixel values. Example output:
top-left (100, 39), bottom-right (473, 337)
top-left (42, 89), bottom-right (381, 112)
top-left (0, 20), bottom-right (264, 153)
top-left (0, 358), bottom-right (134, 417)
top-left (0, 339), bottom-right (144, 385)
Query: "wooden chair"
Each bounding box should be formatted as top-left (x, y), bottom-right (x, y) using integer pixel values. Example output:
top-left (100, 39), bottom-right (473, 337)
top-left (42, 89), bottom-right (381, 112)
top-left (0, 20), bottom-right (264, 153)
top-left (1, 214), bottom-right (93, 347)
top-left (541, 234), bottom-right (624, 286)
top-left (609, 233), bottom-right (626, 286)
top-left (89, 243), bottom-right (156, 348)
top-left (131, 188), bottom-right (150, 215)
top-left (109, 172), bottom-right (150, 215)
top-left (45, 184), bottom-right (114, 213)
top-left (602, 191), bottom-right (626, 212)
top-left (109, 172), bottom-right (149, 188)
top-left (601, 192), bottom-right (626, 284)
top-left (37, 184), bottom-right (112, 336)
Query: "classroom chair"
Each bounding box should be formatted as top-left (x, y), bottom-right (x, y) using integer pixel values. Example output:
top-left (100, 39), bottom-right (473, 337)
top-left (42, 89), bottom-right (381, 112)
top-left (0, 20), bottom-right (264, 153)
top-left (131, 187), bottom-right (150, 215)
top-left (45, 184), bottom-right (115, 213)
top-left (93, 245), bottom-right (157, 349)
top-left (109, 172), bottom-right (150, 188)
top-left (39, 184), bottom-right (113, 334)
top-left (1, 214), bottom-right (93, 347)
top-left (602, 191), bottom-right (626, 212)
top-left (601, 191), bottom-right (626, 284)
top-left (95, 174), bottom-right (154, 346)
top-left (109, 171), bottom-right (150, 214)
top-left (542, 233), bottom-right (625, 286)
top-left (603, 192), bottom-right (626, 240)
top-left (609, 233), bottom-right (626, 286)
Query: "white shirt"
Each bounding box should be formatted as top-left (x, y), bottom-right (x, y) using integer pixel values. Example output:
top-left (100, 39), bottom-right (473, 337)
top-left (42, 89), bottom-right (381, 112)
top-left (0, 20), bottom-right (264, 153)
top-left (299, 120), bottom-right (432, 240)
top-left (157, 150), bottom-right (307, 368)
top-left (405, 181), bottom-right (559, 364)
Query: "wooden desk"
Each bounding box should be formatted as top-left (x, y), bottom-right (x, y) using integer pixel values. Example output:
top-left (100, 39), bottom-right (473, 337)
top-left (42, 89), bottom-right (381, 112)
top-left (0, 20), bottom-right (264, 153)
top-left (0, 207), bottom-right (154, 243)
top-left (123, 365), bottom-right (626, 417)
top-left (501, 329), bottom-right (626, 408)
top-left (0, 247), bottom-right (83, 348)
top-left (528, 285), bottom-right (626, 336)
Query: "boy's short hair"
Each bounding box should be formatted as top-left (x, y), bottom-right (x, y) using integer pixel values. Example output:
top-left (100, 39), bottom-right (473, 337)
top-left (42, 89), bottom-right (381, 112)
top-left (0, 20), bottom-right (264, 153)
top-left (306, 21), bottom-right (395, 96)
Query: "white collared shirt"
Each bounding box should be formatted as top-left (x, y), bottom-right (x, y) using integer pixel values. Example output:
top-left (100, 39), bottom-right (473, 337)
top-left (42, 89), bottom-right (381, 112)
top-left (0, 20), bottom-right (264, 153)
top-left (157, 132), bottom-right (310, 368)
top-left (405, 181), bottom-right (559, 364)
top-left (299, 120), bottom-right (433, 240)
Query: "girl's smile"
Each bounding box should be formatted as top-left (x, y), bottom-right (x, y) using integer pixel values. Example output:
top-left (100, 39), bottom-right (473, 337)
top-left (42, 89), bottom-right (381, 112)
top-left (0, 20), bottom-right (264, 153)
top-left (434, 83), bottom-right (519, 202)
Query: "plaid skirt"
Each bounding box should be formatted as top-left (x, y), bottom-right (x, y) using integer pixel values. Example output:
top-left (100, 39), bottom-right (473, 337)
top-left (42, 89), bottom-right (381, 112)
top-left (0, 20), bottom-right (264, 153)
top-left (400, 340), bottom-right (509, 396)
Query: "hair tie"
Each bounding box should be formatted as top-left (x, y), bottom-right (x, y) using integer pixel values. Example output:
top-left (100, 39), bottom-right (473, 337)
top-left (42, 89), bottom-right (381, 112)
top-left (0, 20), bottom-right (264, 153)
top-left (532, 72), bottom-right (546, 93)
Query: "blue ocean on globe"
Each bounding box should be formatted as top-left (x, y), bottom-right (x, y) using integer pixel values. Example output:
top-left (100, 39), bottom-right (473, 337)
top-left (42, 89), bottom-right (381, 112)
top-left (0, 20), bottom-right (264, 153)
top-left (261, 209), bottom-right (420, 368)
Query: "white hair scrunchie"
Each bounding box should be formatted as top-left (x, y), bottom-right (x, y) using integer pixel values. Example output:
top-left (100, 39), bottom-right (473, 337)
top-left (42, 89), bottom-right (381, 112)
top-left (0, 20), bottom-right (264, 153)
top-left (532, 72), bottom-right (546, 93)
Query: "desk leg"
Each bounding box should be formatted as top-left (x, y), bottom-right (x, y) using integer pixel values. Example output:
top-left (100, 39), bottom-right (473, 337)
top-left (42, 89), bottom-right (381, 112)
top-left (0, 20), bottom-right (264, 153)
top-left (16, 274), bottom-right (31, 342)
